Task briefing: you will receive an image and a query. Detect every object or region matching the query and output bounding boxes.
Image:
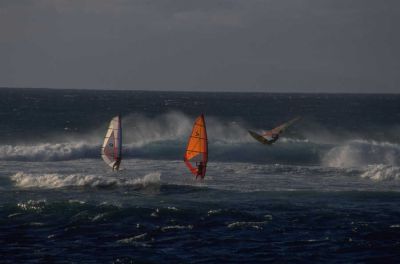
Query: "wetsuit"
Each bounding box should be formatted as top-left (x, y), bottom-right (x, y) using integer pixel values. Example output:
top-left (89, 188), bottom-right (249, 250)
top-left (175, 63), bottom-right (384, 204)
top-left (268, 133), bottom-right (279, 144)
top-left (196, 162), bottom-right (204, 179)
top-left (113, 158), bottom-right (121, 171)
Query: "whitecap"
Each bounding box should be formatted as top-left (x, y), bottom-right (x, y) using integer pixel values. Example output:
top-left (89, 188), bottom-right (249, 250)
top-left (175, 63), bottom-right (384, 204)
top-left (117, 233), bottom-right (148, 244)
top-left (227, 221), bottom-right (268, 230)
top-left (161, 225), bottom-right (193, 231)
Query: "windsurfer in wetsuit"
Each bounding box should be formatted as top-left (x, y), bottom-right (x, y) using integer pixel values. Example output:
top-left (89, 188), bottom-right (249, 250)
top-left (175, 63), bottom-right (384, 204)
top-left (270, 133), bottom-right (279, 143)
top-left (196, 161), bottom-right (204, 179)
top-left (113, 157), bottom-right (121, 171)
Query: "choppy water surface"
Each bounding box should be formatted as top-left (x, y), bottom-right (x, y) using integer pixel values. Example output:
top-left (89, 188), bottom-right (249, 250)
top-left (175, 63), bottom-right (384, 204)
top-left (1, 89), bottom-right (400, 263)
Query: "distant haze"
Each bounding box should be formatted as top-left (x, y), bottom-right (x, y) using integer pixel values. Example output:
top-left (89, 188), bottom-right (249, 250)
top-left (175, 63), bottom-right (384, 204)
top-left (1, 0), bottom-right (399, 93)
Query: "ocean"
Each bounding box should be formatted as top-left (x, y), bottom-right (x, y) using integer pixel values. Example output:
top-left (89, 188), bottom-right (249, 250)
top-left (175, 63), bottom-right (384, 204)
top-left (1, 88), bottom-right (400, 263)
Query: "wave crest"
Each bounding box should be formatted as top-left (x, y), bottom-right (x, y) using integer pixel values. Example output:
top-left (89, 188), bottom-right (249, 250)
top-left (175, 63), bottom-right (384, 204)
top-left (361, 165), bottom-right (400, 181)
top-left (0, 143), bottom-right (98, 161)
top-left (11, 171), bottom-right (161, 189)
top-left (322, 140), bottom-right (400, 167)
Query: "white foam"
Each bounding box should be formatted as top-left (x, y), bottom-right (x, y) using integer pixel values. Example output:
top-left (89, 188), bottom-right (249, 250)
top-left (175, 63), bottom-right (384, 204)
top-left (167, 206), bottom-right (179, 211)
top-left (322, 140), bottom-right (400, 168)
top-left (0, 142), bottom-right (97, 161)
top-left (11, 171), bottom-right (161, 188)
top-left (91, 213), bottom-right (109, 222)
top-left (17, 199), bottom-right (47, 212)
top-left (117, 233), bottom-right (148, 244)
top-left (207, 209), bottom-right (223, 216)
top-left (161, 225), bottom-right (193, 232)
top-left (279, 137), bottom-right (310, 144)
top-left (126, 172), bottom-right (161, 187)
top-left (116, 233), bottom-right (150, 247)
top-left (361, 165), bottom-right (400, 181)
top-left (8, 213), bottom-right (23, 218)
top-left (227, 221), bottom-right (268, 230)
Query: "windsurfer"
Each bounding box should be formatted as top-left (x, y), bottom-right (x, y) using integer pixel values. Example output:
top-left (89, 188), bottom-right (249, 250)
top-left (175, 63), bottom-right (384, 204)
top-left (271, 133), bottom-right (279, 141)
top-left (113, 158), bottom-right (121, 171)
top-left (196, 161), bottom-right (204, 179)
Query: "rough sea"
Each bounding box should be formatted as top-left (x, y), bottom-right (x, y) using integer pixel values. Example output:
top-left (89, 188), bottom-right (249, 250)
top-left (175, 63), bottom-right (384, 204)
top-left (1, 88), bottom-right (400, 263)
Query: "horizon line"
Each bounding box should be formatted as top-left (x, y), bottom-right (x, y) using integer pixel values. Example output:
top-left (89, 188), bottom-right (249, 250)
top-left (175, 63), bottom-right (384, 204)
top-left (0, 86), bottom-right (399, 95)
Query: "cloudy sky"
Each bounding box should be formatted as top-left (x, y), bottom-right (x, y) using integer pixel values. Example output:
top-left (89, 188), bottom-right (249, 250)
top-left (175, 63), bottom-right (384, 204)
top-left (1, 0), bottom-right (399, 93)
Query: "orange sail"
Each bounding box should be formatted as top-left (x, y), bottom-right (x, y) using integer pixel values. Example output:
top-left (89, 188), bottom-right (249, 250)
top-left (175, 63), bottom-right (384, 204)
top-left (184, 114), bottom-right (208, 179)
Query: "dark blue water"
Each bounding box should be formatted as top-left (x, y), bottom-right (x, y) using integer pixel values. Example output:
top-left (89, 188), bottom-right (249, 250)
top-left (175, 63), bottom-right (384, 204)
top-left (1, 88), bottom-right (400, 263)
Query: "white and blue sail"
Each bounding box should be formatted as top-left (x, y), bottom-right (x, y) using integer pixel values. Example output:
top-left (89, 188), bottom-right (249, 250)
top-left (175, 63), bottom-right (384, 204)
top-left (101, 115), bottom-right (122, 168)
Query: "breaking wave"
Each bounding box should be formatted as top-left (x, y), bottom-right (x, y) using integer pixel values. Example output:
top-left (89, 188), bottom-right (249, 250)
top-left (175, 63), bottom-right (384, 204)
top-left (1, 110), bottom-right (399, 167)
top-left (0, 143), bottom-right (98, 161)
top-left (322, 140), bottom-right (400, 167)
top-left (1, 138), bottom-right (399, 167)
top-left (11, 171), bottom-right (161, 189)
top-left (0, 112), bottom-right (251, 162)
top-left (361, 165), bottom-right (400, 181)
top-left (0, 139), bottom-right (322, 164)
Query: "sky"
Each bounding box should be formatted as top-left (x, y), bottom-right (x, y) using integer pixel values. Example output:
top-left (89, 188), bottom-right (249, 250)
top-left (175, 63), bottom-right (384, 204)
top-left (0, 0), bottom-right (399, 93)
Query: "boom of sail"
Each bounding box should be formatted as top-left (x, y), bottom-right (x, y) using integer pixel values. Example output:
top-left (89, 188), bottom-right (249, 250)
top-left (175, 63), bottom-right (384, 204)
top-left (101, 115), bottom-right (122, 169)
top-left (184, 114), bottom-right (208, 179)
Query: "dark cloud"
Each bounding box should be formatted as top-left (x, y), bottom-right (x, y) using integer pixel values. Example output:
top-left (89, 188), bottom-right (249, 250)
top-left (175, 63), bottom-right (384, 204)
top-left (0, 0), bottom-right (399, 92)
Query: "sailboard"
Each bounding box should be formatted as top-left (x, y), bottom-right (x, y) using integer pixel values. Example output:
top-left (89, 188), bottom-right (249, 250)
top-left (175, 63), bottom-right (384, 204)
top-left (184, 114), bottom-right (208, 179)
top-left (249, 117), bottom-right (300, 145)
top-left (101, 115), bottom-right (122, 170)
